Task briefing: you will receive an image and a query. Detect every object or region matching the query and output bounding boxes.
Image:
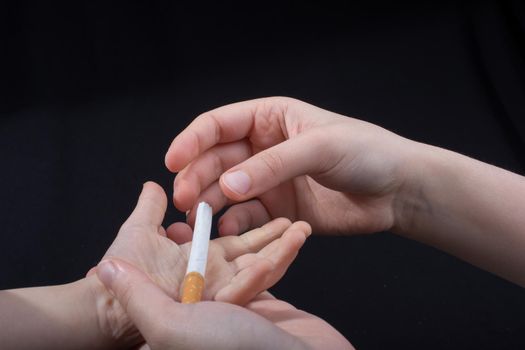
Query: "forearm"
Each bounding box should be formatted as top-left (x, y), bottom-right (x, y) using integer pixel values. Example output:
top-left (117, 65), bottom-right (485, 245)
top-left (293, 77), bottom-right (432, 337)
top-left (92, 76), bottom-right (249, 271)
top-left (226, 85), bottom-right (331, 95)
top-left (394, 144), bottom-right (525, 286)
top-left (0, 276), bottom-right (134, 350)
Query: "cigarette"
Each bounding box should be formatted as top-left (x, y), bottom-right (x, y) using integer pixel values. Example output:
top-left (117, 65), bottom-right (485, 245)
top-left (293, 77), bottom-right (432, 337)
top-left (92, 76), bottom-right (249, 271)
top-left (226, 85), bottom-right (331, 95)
top-left (181, 202), bottom-right (212, 303)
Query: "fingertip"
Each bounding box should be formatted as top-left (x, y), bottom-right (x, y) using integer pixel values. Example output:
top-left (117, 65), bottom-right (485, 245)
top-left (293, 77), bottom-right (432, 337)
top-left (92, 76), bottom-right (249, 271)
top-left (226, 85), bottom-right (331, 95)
top-left (173, 179), bottom-right (196, 212)
top-left (219, 200), bottom-right (272, 235)
top-left (219, 173), bottom-right (249, 201)
top-left (165, 135), bottom-right (188, 173)
top-left (141, 181), bottom-right (168, 206)
top-left (127, 181), bottom-right (168, 226)
top-left (142, 181), bottom-right (163, 192)
top-left (218, 216), bottom-right (240, 236)
top-left (283, 227), bottom-right (308, 251)
top-left (164, 149), bottom-right (177, 173)
top-left (166, 133), bottom-right (199, 173)
top-left (292, 220), bottom-right (312, 237)
top-left (166, 222), bottom-right (194, 244)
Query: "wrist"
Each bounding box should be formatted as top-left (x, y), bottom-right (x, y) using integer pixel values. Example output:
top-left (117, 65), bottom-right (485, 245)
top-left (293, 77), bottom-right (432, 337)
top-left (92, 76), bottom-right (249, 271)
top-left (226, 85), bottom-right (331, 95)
top-left (390, 142), bottom-right (453, 237)
top-left (86, 274), bottom-right (142, 348)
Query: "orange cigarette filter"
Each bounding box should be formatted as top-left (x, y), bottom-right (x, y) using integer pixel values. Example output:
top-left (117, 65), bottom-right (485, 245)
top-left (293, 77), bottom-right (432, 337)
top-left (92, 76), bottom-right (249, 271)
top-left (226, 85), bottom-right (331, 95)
top-left (181, 271), bottom-right (205, 304)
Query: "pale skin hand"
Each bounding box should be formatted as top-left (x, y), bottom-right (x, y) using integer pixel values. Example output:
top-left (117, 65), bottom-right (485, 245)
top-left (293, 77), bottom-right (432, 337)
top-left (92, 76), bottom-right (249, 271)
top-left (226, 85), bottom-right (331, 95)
top-left (0, 181), bottom-right (311, 349)
top-left (96, 258), bottom-right (354, 350)
top-left (91, 181), bottom-right (311, 347)
top-left (167, 96), bottom-right (415, 236)
top-left (166, 96), bottom-right (525, 287)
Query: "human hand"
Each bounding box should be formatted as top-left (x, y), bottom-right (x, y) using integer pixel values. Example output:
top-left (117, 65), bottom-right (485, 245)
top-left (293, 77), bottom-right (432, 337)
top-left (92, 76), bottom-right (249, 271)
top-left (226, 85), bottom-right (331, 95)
top-left (90, 181), bottom-right (310, 347)
top-left (166, 97), bottom-right (418, 236)
top-left (165, 97), bottom-right (525, 288)
top-left (96, 259), bottom-right (354, 350)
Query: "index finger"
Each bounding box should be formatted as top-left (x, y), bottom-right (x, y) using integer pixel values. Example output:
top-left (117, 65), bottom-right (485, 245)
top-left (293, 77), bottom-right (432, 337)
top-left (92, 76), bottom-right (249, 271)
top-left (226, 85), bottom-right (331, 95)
top-left (164, 97), bottom-right (288, 172)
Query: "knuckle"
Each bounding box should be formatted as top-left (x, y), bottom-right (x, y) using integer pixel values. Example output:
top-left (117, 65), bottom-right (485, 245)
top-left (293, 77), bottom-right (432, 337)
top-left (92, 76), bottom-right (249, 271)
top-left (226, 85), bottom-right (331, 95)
top-left (259, 151), bottom-right (284, 178)
top-left (210, 149), bottom-right (225, 179)
top-left (187, 128), bottom-right (202, 157)
top-left (207, 112), bottom-right (223, 145)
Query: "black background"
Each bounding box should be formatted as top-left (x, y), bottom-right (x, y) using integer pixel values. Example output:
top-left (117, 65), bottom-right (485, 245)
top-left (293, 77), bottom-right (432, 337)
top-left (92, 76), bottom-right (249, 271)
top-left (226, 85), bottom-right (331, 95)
top-left (2, 1), bottom-right (525, 349)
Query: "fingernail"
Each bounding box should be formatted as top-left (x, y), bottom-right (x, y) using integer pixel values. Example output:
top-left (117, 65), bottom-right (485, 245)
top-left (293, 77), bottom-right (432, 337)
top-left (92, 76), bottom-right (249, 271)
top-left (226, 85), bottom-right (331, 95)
top-left (223, 170), bottom-right (251, 194)
top-left (97, 260), bottom-right (118, 287)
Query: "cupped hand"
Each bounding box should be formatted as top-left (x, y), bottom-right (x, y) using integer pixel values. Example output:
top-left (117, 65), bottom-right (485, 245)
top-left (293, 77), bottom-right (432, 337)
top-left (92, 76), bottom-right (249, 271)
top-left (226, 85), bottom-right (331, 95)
top-left (97, 259), bottom-right (354, 350)
top-left (91, 181), bottom-right (310, 347)
top-left (166, 97), bottom-right (416, 236)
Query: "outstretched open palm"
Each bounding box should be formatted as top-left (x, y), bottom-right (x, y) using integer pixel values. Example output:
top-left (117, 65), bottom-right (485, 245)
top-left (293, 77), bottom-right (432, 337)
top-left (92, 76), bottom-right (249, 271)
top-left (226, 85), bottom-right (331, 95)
top-left (91, 181), bottom-right (310, 346)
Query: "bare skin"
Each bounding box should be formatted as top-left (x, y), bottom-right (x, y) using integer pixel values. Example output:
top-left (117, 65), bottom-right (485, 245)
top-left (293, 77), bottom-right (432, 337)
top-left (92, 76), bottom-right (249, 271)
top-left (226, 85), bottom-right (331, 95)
top-left (97, 259), bottom-right (354, 350)
top-left (5, 95), bottom-right (524, 349)
top-left (166, 96), bottom-right (525, 287)
top-left (0, 182), bottom-right (315, 349)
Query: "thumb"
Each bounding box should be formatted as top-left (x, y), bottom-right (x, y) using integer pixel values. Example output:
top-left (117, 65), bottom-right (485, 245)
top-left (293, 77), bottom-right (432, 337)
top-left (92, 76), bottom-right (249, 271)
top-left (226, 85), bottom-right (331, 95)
top-left (219, 132), bottom-right (327, 201)
top-left (97, 260), bottom-right (302, 350)
top-left (126, 181), bottom-right (168, 227)
top-left (96, 259), bottom-right (179, 341)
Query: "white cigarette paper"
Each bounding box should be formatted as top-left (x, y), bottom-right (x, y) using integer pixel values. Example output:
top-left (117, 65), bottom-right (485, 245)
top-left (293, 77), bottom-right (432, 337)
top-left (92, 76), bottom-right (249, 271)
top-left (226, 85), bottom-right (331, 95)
top-left (186, 202), bottom-right (212, 277)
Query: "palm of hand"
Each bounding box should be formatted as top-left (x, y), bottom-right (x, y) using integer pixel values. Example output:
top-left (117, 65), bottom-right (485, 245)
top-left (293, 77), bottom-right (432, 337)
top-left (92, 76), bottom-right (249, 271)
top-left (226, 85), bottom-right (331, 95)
top-left (94, 182), bottom-right (310, 345)
top-left (258, 175), bottom-right (395, 235)
top-left (102, 221), bottom-right (185, 300)
top-left (103, 217), bottom-right (301, 303)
